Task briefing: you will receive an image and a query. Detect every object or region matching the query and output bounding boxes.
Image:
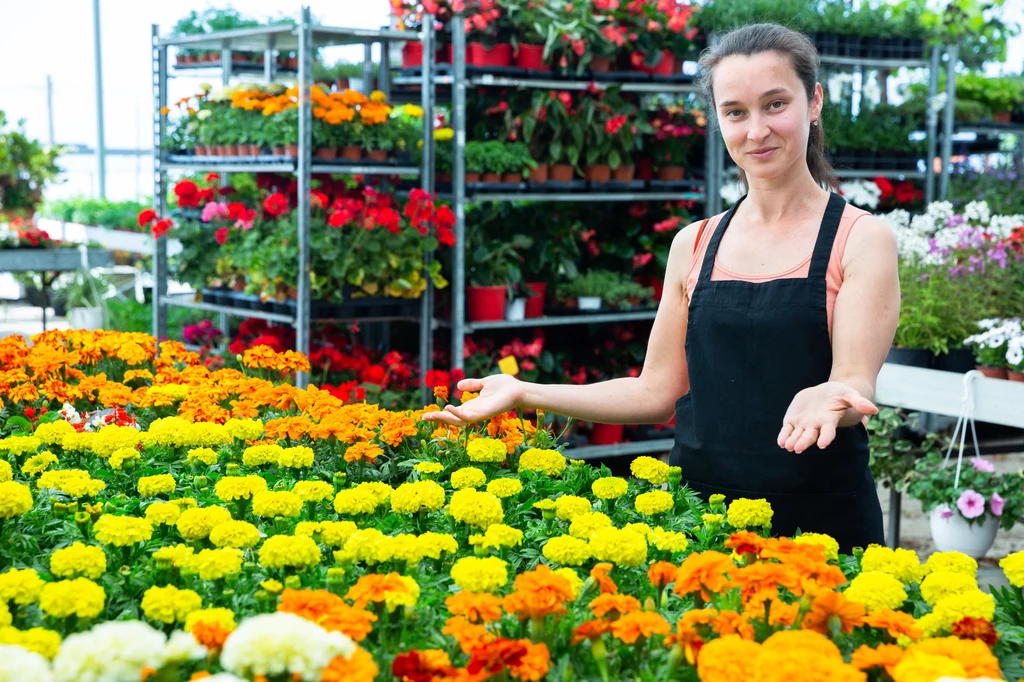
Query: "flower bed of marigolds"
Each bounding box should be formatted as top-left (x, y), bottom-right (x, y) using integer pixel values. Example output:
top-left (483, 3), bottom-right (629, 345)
top-left (0, 331), bottom-right (1023, 681)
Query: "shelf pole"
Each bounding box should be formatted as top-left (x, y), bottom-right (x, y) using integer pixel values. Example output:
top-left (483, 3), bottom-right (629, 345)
top-left (419, 19), bottom-right (436, 405)
top-left (924, 46), bottom-right (941, 205)
top-left (93, 0), bottom-right (107, 199)
top-left (939, 45), bottom-right (957, 200)
top-left (363, 43), bottom-right (374, 94)
top-left (296, 6), bottom-right (313, 389)
top-left (451, 15), bottom-right (467, 372)
top-left (152, 24), bottom-right (168, 344)
top-left (265, 34), bottom-right (275, 83)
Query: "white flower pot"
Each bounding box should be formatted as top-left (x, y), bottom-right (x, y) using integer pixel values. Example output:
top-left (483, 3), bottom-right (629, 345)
top-left (505, 298), bottom-right (526, 321)
top-left (578, 296), bottom-right (602, 310)
top-left (929, 505), bottom-right (998, 558)
top-left (68, 307), bottom-right (105, 330)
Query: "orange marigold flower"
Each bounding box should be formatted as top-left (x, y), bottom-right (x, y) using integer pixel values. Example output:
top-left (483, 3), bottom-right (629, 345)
top-left (850, 644), bottom-right (904, 673)
top-left (446, 591), bottom-right (504, 623)
top-left (951, 616), bottom-right (999, 647)
top-left (278, 588), bottom-right (376, 642)
top-left (442, 615), bottom-right (496, 655)
top-left (571, 619), bottom-right (612, 645)
top-left (802, 590), bottom-right (865, 635)
top-left (321, 646), bottom-right (379, 682)
top-left (762, 629), bottom-right (841, 660)
top-left (379, 413), bottom-right (419, 447)
top-left (392, 649), bottom-right (456, 682)
top-left (589, 593), bottom-right (641, 619)
top-left (731, 561), bottom-right (803, 607)
top-left (679, 608), bottom-right (718, 631)
top-left (766, 598), bottom-right (801, 627)
top-left (264, 416), bottom-right (312, 441)
top-left (503, 564), bottom-right (574, 619)
top-left (345, 573), bottom-right (410, 609)
top-left (648, 561), bottom-right (677, 589)
top-left (433, 385), bottom-right (449, 402)
top-left (710, 610), bottom-right (754, 640)
top-left (589, 562), bottom-right (618, 594)
top-left (467, 638), bottom-right (528, 677)
top-left (863, 608), bottom-right (923, 641)
top-left (610, 611), bottom-right (671, 644)
top-left (906, 636), bottom-right (1002, 679)
top-left (191, 620), bottom-right (232, 654)
top-left (674, 551), bottom-right (734, 601)
top-left (510, 640), bottom-right (550, 681)
top-left (725, 531), bottom-right (766, 557)
top-left (345, 441), bottom-right (384, 463)
top-left (696, 636), bottom-right (761, 682)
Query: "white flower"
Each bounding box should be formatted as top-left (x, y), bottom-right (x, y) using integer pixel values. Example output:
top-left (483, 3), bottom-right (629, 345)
top-left (197, 109), bottom-right (213, 121)
top-left (162, 630), bottom-right (207, 665)
top-left (220, 612), bottom-right (355, 682)
top-left (0, 644), bottom-right (53, 682)
top-left (1007, 343), bottom-right (1024, 367)
top-left (963, 200), bottom-right (991, 225)
top-left (53, 621), bottom-right (166, 682)
top-left (839, 180), bottom-right (881, 210)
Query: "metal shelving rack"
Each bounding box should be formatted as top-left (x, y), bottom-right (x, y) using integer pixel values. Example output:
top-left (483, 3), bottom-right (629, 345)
top-left (150, 8), bottom-right (434, 389)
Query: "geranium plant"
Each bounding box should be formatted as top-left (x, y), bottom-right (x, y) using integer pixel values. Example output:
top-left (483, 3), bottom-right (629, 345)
top-left (906, 451), bottom-right (1024, 530)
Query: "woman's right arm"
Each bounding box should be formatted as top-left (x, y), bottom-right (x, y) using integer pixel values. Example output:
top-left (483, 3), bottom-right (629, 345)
top-left (422, 220), bottom-right (703, 427)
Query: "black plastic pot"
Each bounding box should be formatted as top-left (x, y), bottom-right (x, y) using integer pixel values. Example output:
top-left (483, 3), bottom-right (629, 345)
top-left (886, 346), bottom-right (932, 367)
top-left (932, 348), bottom-right (976, 374)
top-left (201, 288), bottom-right (223, 305)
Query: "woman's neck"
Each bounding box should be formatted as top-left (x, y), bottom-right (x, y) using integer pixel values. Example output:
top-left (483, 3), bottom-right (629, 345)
top-left (741, 168), bottom-right (830, 228)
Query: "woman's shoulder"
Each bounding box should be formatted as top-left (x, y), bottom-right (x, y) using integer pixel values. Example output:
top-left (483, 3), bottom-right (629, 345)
top-left (840, 205), bottom-right (898, 268)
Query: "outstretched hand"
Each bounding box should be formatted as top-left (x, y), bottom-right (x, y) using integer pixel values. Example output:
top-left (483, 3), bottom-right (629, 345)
top-left (422, 374), bottom-right (524, 427)
top-left (777, 381), bottom-right (878, 453)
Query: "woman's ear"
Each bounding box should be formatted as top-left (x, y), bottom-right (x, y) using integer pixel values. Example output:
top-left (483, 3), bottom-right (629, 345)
top-left (811, 82), bottom-right (824, 124)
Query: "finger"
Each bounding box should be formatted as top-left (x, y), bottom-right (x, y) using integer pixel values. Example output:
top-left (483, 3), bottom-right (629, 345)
top-left (793, 425), bottom-right (820, 454)
top-left (817, 422), bottom-right (838, 449)
top-left (777, 422), bottom-right (796, 448)
top-left (784, 426), bottom-right (804, 452)
top-left (843, 391), bottom-right (878, 416)
top-left (422, 411), bottom-right (467, 427)
top-left (456, 378), bottom-right (485, 392)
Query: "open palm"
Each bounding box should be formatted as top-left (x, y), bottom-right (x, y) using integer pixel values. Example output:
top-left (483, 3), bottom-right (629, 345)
top-left (778, 381), bottom-right (877, 453)
top-left (422, 374), bottom-right (524, 427)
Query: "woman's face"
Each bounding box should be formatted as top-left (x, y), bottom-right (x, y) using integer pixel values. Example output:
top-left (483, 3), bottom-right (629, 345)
top-left (712, 51), bottom-right (822, 185)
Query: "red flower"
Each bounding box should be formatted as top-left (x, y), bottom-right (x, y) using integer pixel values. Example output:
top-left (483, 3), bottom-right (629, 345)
top-left (24, 407), bottom-right (36, 420)
top-left (873, 176), bottom-right (894, 200)
top-left (311, 190), bottom-right (329, 210)
top-left (467, 639), bottom-right (528, 676)
top-left (653, 216), bottom-right (680, 233)
top-left (951, 617), bottom-right (998, 646)
top-left (383, 350), bottom-right (404, 367)
top-left (632, 252), bottom-right (653, 270)
top-left (215, 228), bottom-right (229, 245)
top-left (137, 208), bottom-right (157, 227)
top-left (424, 369), bottom-right (451, 388)
top-left (437, 225), bottom-right (456, 247)
top-left (205, 172), bottom-right (220, 183)
top-left (264, 193), bottom-right (289, 217)
top-left (174, 180), bottom-right (200, 208)
top-left (374, 207), bottom-right (401, 234)
top-left (557, 91), bottom-right (573, 110)
top-left (151, 218), bottom-right (174, 239)
top-left (363, 364), bottom-right (387, 385)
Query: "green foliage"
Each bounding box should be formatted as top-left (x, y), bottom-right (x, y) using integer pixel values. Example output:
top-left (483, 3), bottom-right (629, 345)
top-left (0, 112), bottom-right (63, 215)
top-left (905, 451), bottom-right (1024, 530)
top-left (41, 196), bottom-right (151, 233)
top-left (467, 231), bottom-right (534, 290)
top-left (866, 408), bottom-right (945, 490)
top-left (105, 297), bottom-right (213, 339)
top-left (52, 268), bottom-right (112, 310)
top-left (894, 260), bottom-right (979, 355)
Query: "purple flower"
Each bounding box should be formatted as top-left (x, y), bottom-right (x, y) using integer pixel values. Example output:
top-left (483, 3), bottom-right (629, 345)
top-left (957, 489), bottom-right (986, 519)
top-left (940, 507), bottom-right (955, 520)
top-left (991, 492), bottom-right (1006, 517)
top-left (971, 457), bottom-right (995, 473)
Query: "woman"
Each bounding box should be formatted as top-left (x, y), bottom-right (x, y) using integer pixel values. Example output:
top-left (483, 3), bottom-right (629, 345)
top-left (425, 24), bottom-right (899, 551)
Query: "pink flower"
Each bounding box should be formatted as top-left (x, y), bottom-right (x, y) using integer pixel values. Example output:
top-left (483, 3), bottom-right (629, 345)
top-left (971, 457), bottom-right (995, 473)
top-left (991, 492), bottom-right (1005, 517)
top-left (957, 489), bottom-right (986, 519)
top-left (940, 507), bottom-right (955, 520)
top-left (201, 201), bottom-right (229, 223)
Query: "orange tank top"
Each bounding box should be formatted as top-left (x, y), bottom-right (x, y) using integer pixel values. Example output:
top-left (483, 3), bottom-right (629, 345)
top-left (685, 203), bottom-right (871, 337)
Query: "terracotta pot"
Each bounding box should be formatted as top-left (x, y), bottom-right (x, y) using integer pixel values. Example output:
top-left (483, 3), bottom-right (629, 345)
top-left (977, 366), bottom-right (1008, 379)
top-left (402, 42), bottom-right (424, 69)
top-left (550, 164), bottom-right (575, 181)
top-left (524, 282), bottom-right (547, 318)
top-left (438, 172), bottom-right (453, 183)
top-left (272, 146), bottom-right (287, 157)
top-left (612, 165), bottom-right (636, 182)
top-left (315, 147), bottom-right (338, 160)
top-left (502, 173), bottom-right (523, 183)
top-left (585, 164), bottom-right (611, 183)
top-left (465, 172), bottom-right (482, 183)
top-left (638, 50), bottom-right (676, 77)
top-left (530, 162), bottom-right (549, 183)
top-left (1008, 371), bottom-right (1024, 382)
top-left (218, 145), bottom-right (232, 156)
top-left (194, 146), bottom-right (208, 157)
top-left (248, 144), bottom-right (262, 156)
top-left (590, 423), bottom-right (625, 446)
top-left (286, 144), bottom-right (299, 157)
top-left (286, 57), bottom-right (299, 69)
top-left (466, 285), bottom-right (507, 322)
top-left (993, 111), bottom-right (1012, 124)
top-left (482, 172), bottom-right (501, 183)
top-left (366, 149), bottom-right (388, 162)
top-left (657, 165), bottom-right (686, 181)
top-left (514, 43), bottom-right (550, 71)
top-left (232, 54), bottom-right (247, 64)
top-left (334, 78), bottom-right (350, 90)
top-left (468, 42), bottom-right (513, 67)
top-left (340, 146), bottom-right (362, 161)
top-left (234, 145), bottom-right (247, 156)
top-left (590, 55), bottom-right (613, 72)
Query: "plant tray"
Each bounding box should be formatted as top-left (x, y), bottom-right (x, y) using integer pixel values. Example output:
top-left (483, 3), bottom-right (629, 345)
top-left (211, 290), bottom-right (422, 320)
top-left (589, 180), bottom-right (645, 192)
top-left (469, 181), bottom-right (527, 193)
top-left (542, 303), bottom-right (657, 317)
top-left (0, 248), bottom-right (114, 273)
top-left (647, 179), bottom-right (696, 191)
top-left (531, 180), bottom-right (587, 193)
top-left (167, 153), bottom-right (295, 164)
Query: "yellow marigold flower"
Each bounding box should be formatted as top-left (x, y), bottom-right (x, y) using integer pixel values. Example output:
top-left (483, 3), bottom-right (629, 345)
top-left (50, 542), bottom-right (107, 579)
top-left (215, 475), bottom-right (268, 502)
top-left (922, 589), bottom-right (995, 635)
top-left (292, 480), bottom-right (334, 503)
top-left (390, 480), bottom-right (445, 514)
top-left (703, 513), bottom-right (724, 528)
top-left (370, 90), bottom-right (387, 102)
top-left (920, 571), bottom-right (977, 607)
top-left (339, 528), bottom-right (389, 564)
top-left (169, 497), bottom-right (198, 510)
top-left (0, 626), bottom-right (62, 659)
top-left (635, 490), bottom-right (674, 516)
top-left (259, 535), bottom-right (322, 570)
top-left (588, 527), bottom-right (648, 567)
top-left (434, 127), bottom-right (454, 141)
top-left (402, 103), bottom-right (424, 117)
top-left (0, 568), bottom-right (45, 605)
top-left (261, 579), bottom-right (284, 594)
top-left (649, 526), bottom-right (689, 553)
top-left (190, 548), bottom-right (244, 581)
top-left (629, 456), bottom-right (669, 484)
top-left (242, 443), bottom-right (283, 467)
top-left (518, 448), bottom-right (567, 477)
top-left (209, 520), bottom-right (261, 549)
top-left (37, 469), bottom-right (105, 498)
top-left (533, 499), bottom-right (557, 511)
top-left (416, 532), bottom-right (459, 560)
top-left (486, 478), bottom-right (522, 498)
top-left (794, 533), bottom-right (840, 562)
top-left (59, 431), bottom-right (96, 453)
top-left (320, 521), bottom-right (359, 548)
top-left (709, 493), bottom-right (726, 505)
top-left (21, 452), bottom-right (57, 476)
top-left (555, 568), bottom-right (584, 599)
top-left (891, 651), bottom-right (965, 682)
top-left (844, 571), bottom-right (908, 612)
top-left (138, 474), bottom-right (177, 498)
top-left (334, 487), bottom-right (381, 515)
top-left (0, 601), bottom-right (11, 628)
top-left (252, 490), bottom-right (303, 518)
top-left (108, 447), bottom-right (140, 470)
top-left (224, 418), bottom-right (264, 441)
top-left (93, 514), bottom-right (153, 547)
top-left (176, 506), bottom-right (233, 542)
top-left (481, 524), bottom-right (523, 549)
top-left (385, 575), bottom-right (420, 612)
top-left (141, 584), bottom-right (202, 624)
top-left (184, 607), bottom-right (237, 633)
top-left (555, 495), bottom-right (592, 521)
top-left (0, 436), bottom-right (41, 457)
top-left (624, 522), bottom-right (653, 539)
top-left (414, 462), bottom-right (443, 475)
top-left (91, 425), bottom-right (141, 459)
top-left (543, 535), bottom-right (592, 566)
top-left (726, 498), bottom-right (774, 529)
top-left (0, 481), bottom-right (33, 519)
top-left (861, 545), bottom-right (923, 585)
top-left (153, 544), bottom-right (194, 568)
top-left (279, 446), bottom-right (315, 469)
top-left (924, 551), bottom-right (977, 577)
top-left (450, 556), bottom-right (508, 593)
top-left (466, 438), bottom-right (506, 463)
top-left (451, 467), bottom-right (487, 490)
top-left (592, 477), bottom-right (628, 500)
top-left (1000, 550), bottom-right (1024, 588)
top-left (0, 461), bottom-right (10, 483)
top-left (356, 482), bottom-right (394, 504)
top-left (449, 489), bottom-right (504, 529)
top-left (568, 511), bottom-right (613, 539)
top-left (34, 421), bottom-right (76, 446)
top-left (39, 578), bottom-right (105, 620)
top-left (389, 534), bottom-right (427, 565)
top-left (187, 447), bottom-right (219, 466)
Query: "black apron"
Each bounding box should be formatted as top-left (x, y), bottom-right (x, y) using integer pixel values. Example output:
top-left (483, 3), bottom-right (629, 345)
top-left (671, 192), bottom-right (884, 552)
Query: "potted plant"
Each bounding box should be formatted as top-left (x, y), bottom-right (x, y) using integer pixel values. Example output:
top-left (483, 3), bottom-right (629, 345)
top-left (435, 128), bottom-right (454, 183)
top-left (561, 269), bottom-right (619, 310)
top-left (621, 1), bottom-right (699, 77)
top-left (648, 103), bottom-right (705, 181)
top-left (337, 111), bottom-right (364, 162)
top-left (964, 318), bottom-right (1023, 379)
top-left (464, 141), bottom-right (487, 184)
top-left (867, 408), bottom-right (945, 495)
top-left (505, 281), bottom-right (537, 322)
top-left (521, 90), bottom-right (558, 183)
top-left (504, 0), bottom-right (555, 72)
top-left (54, 268), bottom-right (111, 331)
top-left (467, 233), bottom-right (533, 322)
top-left (466, 5), bottom-right (513, 67)
top-left (503, 142), bottom-right (535, 183)
top-left (480, 141), bottom-right (507, 183)
top-left (906, 451), bottom-right (1023, 558)
top-left (312, 115), bottom-right (336, 160)
top-left (604, 277), bottom-right (654, 309)
top-left (361, 116), bottom-right (396, 162)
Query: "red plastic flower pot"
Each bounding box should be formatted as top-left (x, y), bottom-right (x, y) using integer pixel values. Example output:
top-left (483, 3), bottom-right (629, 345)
top-left (590, 423), bottom-right (625, 445)
top-left (524, 282), bottom-right (547, 318)
top-left (438, 44), bottom-right (453, 64)
top-left (467, 285), bottom-right (507, 322)
top-left (402, 42), bottom-right (424, 69)
top-left (469, 42), bottom-right (513, 67)
top-left (515, 43), bottom-right (550, 71)
top-left (638, 50), bottom-right (676, 77)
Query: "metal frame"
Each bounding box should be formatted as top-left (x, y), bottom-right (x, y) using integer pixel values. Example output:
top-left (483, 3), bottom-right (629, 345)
top-left (150, 9), bottom-right (432, 391)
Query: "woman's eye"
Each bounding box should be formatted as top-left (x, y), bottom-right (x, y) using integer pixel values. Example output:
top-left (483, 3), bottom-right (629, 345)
top-left (726, 109), bottom-right (742, 117)
top-left (769, 100), bottom-right (785, 110)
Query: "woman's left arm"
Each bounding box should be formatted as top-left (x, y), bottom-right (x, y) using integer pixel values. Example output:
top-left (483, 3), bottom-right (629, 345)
top-left (778, 215), bottom-right (900, 453)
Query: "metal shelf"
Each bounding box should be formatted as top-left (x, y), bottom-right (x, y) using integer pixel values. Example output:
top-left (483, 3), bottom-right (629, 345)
top-left (464, 309), bottom-right (658, 333)
top-left (162, 159), bottom-right (419, 176)
top-left (565, 438), bottom-right (674, 460)
top-left (393, 73), bottom-right (699, 94)
top-left (834, 168), bottom-right (926, 179)
top-left (163, 295), bottom-right (296, 324)
top-left (819, 54), bottom-right (928, 70)
top-left (159, 25), bottom-right (421, 51)
top-left (952, 124), bottom-right (1024, 137)
top-left (312, 164), bottom-right (420, 176)
top-left (469, 191), bottom-right (704, 203)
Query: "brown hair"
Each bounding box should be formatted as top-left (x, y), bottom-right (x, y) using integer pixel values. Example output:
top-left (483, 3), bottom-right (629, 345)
top-left (697, 23), bottom-right (838, 191)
